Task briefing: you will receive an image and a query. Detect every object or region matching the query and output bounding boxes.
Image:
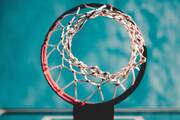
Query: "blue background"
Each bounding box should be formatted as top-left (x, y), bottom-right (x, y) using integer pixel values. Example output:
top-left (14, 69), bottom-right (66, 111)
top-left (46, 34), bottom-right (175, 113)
top-left (1, 0), bottom-right (180, 112)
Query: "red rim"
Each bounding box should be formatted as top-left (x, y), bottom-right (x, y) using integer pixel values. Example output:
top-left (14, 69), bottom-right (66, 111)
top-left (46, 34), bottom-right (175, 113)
top-left (41, 3), bottom-right (147, 106)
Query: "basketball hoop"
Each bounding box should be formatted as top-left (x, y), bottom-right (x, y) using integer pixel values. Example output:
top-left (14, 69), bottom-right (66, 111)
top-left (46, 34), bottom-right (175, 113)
top-left (41, 3), bottom-right (147, 106)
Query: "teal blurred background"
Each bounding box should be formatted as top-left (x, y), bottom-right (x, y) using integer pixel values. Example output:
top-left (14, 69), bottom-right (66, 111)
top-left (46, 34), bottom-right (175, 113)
top-left (1, 0), bottom-right (180, 114)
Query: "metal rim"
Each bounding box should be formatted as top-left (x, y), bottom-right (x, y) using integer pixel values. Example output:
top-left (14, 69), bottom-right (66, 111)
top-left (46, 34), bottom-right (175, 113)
top-left (41, 3), bottom-right (147, 106)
